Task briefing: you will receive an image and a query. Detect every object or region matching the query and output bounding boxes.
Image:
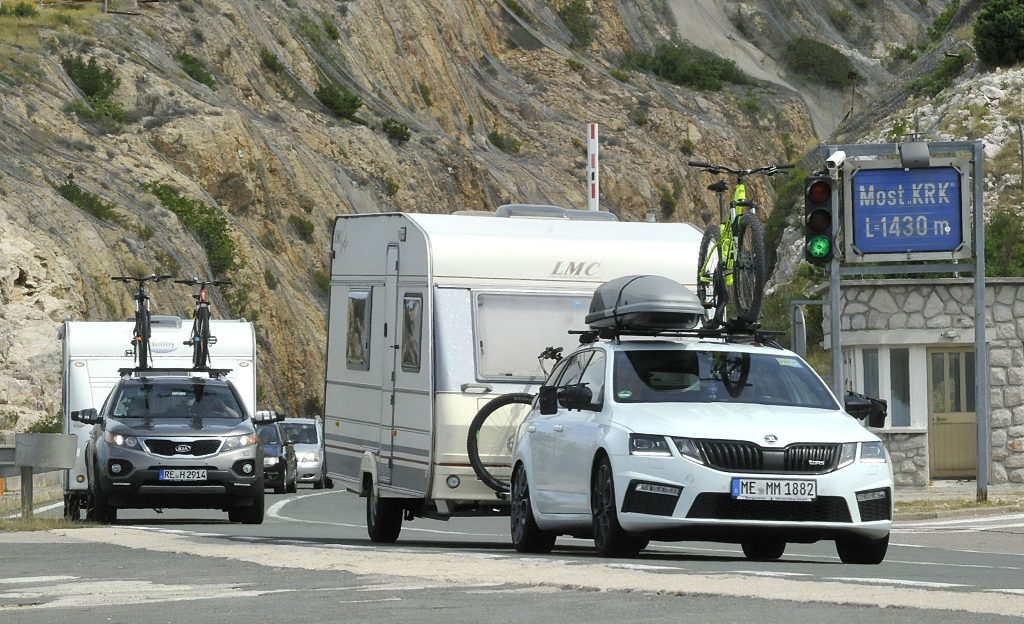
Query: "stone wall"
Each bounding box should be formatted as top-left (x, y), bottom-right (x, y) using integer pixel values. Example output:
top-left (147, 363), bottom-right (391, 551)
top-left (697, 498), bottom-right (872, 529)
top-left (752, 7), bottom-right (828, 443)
top-left (824, 278), bottom-right (1024, 484)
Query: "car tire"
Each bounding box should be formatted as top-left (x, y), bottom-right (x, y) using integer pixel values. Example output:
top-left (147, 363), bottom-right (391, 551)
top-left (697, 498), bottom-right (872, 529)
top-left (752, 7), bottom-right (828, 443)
top-left (591, 456), bottom-right (641, 558)
top-left (313, 468), bottom-right (325, 490)
top-left (510, 464), bottom-right (556, 554)
top-left (230, 488), bottom-right (265, 524)
top-left (366, 478), bottom-right (402, 543)
top-left (64, 493), bottom-right (82, 521)
top-left (742, 540), bottom-right (786, 561)
top-left (836, 533), bottom-right (889, 564)
top-left (90, 465), bottom-right (117, 524)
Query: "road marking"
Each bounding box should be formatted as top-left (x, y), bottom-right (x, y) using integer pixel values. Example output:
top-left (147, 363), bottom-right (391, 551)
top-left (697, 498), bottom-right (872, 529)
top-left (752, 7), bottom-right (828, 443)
top-left (0, 576), bottom-right (77, 585)
top-left (833, 577), bottom-right (968, 588)
top-left (2, 502), bottom-right (63, 520)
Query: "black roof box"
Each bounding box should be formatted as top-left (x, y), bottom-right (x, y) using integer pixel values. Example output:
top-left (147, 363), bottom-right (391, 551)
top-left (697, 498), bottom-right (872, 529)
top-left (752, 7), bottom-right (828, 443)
top-left (585, 275), bottom-right (704, 331)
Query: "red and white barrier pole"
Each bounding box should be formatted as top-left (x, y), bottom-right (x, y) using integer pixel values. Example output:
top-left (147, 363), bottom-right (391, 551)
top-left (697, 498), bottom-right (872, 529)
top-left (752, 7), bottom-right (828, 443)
top-left (587, 123), bottom-right (599, 211)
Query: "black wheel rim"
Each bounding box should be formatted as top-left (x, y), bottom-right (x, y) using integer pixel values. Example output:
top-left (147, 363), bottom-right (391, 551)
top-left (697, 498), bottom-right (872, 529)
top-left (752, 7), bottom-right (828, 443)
top-left (511, 468), bottom-right (528, 543)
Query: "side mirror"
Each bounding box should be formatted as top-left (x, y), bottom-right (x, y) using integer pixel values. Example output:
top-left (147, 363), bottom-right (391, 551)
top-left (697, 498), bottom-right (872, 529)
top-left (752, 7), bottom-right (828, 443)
top-left (71, 408), bottom-right (101, 425)
top-left (539, 386), bottom-right (558, 415)
top-left (558, 384), bottom-right (593, 411)
top-left (845, 391), bottom-right (887, 428)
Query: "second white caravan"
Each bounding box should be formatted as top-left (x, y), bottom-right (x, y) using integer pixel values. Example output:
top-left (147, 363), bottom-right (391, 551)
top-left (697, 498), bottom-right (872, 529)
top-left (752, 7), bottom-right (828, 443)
top-left (324, 208), bottom-right (703, 541)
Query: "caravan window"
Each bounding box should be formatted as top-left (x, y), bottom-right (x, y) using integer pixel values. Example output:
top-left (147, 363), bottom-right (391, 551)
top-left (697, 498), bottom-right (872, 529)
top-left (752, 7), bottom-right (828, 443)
top-left (346, 288), bottom-right (372, 371)
top-left (401, 294), bottom-right (423, 373)
top-left (474, 291), bottom-right (591, 382)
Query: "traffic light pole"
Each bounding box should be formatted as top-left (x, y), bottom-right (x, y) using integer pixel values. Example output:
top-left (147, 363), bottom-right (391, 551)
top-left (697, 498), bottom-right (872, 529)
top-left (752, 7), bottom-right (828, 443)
top-left (829, 183), bottom-right (843, 399)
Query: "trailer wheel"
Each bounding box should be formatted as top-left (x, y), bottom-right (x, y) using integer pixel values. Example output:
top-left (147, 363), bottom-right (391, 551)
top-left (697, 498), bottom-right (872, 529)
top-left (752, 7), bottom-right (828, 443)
top-left (63, 493), bottom-right (82, 521)
top-left (467, 393), bottom-right (534, 493)
top-left (366, 478), bottom-right (402, 543)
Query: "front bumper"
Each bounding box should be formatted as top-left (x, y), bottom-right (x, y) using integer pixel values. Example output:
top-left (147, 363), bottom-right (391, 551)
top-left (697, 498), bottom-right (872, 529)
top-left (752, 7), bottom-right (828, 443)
top-left (611, 452), bottom-right (893, 542)
top-left (296, 459), bottom-right (323, 482)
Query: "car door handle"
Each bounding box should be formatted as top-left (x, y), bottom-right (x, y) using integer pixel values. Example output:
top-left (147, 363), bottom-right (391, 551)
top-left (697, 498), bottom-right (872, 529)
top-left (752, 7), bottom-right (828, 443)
top-left (553, 424), bottom-right (564, 432)
top-left (527, 424), bottom-right (536, 433)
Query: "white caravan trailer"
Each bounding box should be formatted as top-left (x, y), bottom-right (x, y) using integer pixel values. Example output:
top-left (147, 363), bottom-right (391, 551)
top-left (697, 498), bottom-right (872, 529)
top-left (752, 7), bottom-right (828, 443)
top-left (324, 208), bottom-right (703, 540)
top-left (60, 316), bottom-right (257, 517)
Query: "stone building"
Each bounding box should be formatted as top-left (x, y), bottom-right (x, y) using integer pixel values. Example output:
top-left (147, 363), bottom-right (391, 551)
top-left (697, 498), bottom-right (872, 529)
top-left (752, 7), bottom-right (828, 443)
top-left (823, 278), bottom-right (1024, 487)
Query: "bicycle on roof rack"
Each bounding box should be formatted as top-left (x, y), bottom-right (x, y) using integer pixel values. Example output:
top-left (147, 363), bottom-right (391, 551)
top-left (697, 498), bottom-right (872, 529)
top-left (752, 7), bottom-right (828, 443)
top-left (174, 277), bottom-right (231, 370)
top-left (110, 273), bottom-right (173, 371)
top-left (687, 160), bottom-right (794, 329)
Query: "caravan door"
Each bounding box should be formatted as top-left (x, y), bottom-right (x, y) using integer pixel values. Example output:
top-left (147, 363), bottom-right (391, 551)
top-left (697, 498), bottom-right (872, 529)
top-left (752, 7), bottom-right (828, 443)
top-left (378, 244), bottom-right (400, 485)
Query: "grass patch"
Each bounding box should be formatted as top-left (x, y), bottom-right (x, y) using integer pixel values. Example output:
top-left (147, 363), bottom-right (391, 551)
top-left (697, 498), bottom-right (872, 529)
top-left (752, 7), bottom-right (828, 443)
top-left (143, 182), bottom-right (237, 274)
top-left (0, 518), bottom-right (92, 532)
top-left (382, 117), bottom-right (411, 142)
top-left (908, 51), bottom-right (971, 97)
top-left (315, 81), bottom-right (362, 120)
top-left (488, 129), bottom-right (521, 154)
top-left (260, 47), bottom-right (285, 73)
top-left (176, 50), bottom-right (217, 89)
top-left (626, 42), bottom-right (750, 91)
top-left (780, 37), bottom-right (854, 88)
top-left (558, 0), bottom-right (596, 48)
top-left (288, 214), bottom-right (315, 243)
top-left (0, 4), bottom-right (96, 50)
top-left (56, 174), bottom-right (123, 223)
top-left (895, 497), bottom-right (1024, 516)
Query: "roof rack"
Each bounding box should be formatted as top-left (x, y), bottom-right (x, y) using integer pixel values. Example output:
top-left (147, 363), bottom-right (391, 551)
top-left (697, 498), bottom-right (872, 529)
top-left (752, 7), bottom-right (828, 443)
top-left (118, 367), bottom-right (233, 379)
top-left (572, 322), bottom-right (783, 348)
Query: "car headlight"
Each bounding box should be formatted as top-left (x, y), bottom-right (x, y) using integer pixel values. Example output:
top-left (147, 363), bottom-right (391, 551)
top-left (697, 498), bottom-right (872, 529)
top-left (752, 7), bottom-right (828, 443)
top-left (104, 432), bottom-right (139, 448)
top-left (301, 452), bottom-right (319, 463)
top-left (264, 456), bottom-right (280, 467)
top-left (859, 441), bottom-right (888, 463)
top-left (629, 434), bottom-right (672, 457)
top-left (670, 437), bottom-right (705, 464)
top-left (223, 434), bottom-right (257, 450)
top-left (837, 442), bottom-right (857, 469)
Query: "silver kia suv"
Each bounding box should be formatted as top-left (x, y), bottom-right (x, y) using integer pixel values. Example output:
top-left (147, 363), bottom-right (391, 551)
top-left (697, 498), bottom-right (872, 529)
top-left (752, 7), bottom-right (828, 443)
top-left (72, 373), bottom-right (271, 523)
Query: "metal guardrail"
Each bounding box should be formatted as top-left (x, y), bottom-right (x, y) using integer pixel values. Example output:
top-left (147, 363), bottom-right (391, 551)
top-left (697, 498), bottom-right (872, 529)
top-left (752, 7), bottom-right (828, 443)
top-left (0, 434), bottom-right (76, 518)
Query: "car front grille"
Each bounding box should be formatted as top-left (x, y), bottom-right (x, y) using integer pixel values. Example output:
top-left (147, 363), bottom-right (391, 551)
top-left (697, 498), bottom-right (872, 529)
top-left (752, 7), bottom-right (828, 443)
top-left (696, 440), bottom-right (842, 474)
top-left (144, 438), bottom-right (222, 457)
top-left (687, 493), bottom-right (852, 523)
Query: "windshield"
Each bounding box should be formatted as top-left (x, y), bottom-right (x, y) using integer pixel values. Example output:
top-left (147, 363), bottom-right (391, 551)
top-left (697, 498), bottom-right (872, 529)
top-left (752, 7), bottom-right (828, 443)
top-left (280, 422), bottom-right (319, 444)
top-left (257, 425), bottom-right (281, 445)
top-left (112, 381), bottom-right (244, 420)
top-left (613, 349), bottom-right (838, 410)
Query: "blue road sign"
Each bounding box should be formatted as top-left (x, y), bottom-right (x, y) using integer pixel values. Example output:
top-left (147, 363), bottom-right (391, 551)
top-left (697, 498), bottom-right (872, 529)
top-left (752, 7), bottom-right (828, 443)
top-left (850, 166), bottom-right (963, 254)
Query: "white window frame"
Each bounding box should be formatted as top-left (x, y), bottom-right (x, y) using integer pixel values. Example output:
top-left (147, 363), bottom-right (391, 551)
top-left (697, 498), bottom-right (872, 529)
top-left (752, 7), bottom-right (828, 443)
top-left (844, 345), bottom-right (927, 431)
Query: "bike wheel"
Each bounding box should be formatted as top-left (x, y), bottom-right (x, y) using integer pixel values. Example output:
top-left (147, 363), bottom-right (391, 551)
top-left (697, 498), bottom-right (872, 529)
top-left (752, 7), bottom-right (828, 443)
top-left (732, 212), bottom-right (767, 325)
top-left (467, 393), bottom-right (534, 493)
top-left (194, 309), bottom-right (210, 369)
top-left (697, 226), bottom-right (727, 330)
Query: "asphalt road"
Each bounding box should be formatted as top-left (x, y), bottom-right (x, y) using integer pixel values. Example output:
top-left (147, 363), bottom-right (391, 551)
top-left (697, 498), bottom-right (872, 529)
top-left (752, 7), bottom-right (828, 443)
top-left (2, 487), bottom-right (1024, 623)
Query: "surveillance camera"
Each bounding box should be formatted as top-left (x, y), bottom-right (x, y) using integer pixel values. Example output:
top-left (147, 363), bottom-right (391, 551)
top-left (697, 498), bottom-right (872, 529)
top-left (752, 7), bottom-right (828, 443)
top-left (825, 150), bottom-right (847, 170)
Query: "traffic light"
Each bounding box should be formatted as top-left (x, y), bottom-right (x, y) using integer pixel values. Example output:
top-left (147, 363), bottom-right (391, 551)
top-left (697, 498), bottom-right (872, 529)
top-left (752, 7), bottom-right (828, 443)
top-left (804, 175), bottom-right (834, 265)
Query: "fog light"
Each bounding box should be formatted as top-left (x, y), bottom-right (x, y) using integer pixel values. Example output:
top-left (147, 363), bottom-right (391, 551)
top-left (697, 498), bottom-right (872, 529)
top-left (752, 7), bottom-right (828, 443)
top-left (856, 489), bottom-right (888, 502)
top-left (110, 463), bottom-right (123, 474)
top-left (241, 463), bottom-right (253, 474)
top-left (634, 483), bottom-right (681, 496)
top-left (446, 475), bottom-right (460, 489)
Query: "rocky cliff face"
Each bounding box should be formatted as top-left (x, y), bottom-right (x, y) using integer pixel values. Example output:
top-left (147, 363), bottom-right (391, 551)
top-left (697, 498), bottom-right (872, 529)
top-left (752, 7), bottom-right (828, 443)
top-left (0, 0), bottom-right (952, 427)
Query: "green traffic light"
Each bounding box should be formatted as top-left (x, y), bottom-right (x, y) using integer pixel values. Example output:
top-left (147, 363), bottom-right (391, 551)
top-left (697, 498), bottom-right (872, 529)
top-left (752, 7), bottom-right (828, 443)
top-left (807, 235), bottom-right (832, 258)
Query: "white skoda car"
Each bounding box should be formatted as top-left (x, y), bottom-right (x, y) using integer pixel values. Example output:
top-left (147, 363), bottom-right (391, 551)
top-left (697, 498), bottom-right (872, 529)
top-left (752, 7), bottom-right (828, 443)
top-left (510, 276), bottom-right (893, 564)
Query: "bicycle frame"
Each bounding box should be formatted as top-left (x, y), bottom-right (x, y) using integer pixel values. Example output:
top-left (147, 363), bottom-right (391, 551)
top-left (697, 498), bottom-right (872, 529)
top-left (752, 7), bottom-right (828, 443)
top-left (175, 277), bottom-right (231, 370)
top-left (111, 274), bottom-right (172, 370)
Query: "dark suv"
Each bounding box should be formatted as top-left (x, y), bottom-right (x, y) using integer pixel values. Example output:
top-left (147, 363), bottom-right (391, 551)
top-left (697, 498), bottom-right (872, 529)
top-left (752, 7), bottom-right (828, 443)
top-left (72, 374), bottom-right (267, 523)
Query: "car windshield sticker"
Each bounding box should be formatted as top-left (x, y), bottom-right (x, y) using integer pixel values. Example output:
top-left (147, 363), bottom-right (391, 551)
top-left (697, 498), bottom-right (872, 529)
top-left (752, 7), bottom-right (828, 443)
top-left (776, 357), bottom-right (802, 367)
top-left (617, 390), bottom-right (633, 399)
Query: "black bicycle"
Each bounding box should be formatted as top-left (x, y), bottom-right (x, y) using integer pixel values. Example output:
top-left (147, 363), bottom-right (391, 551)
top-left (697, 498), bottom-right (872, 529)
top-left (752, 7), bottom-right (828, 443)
top-left (174, 277), bottom-right (231, 370)
top-left (111, 274), bottom-right (173, 370)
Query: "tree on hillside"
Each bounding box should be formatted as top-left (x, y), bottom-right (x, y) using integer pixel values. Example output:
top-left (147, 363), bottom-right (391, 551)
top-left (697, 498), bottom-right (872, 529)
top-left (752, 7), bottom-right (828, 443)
top-left (974, 0), bottom-right (1024, 67)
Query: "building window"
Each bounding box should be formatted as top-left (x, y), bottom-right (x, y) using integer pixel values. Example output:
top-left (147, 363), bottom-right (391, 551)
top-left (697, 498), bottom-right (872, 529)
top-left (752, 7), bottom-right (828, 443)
top-left (889, 348), bottom-right (910, 427)
top-left (401, 294), bottom-right (423, 373)
top-left (862, 348), bottom-right (879, 398)
top-left (346, 288), bottom-right (371, 371)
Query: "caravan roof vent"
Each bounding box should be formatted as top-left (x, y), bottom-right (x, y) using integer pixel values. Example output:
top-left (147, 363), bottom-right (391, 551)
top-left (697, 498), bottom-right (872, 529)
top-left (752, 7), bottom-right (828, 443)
top-left (495, 204), bottom-right (618, 221)
top-left (585, 275), bottom-right (704, 331)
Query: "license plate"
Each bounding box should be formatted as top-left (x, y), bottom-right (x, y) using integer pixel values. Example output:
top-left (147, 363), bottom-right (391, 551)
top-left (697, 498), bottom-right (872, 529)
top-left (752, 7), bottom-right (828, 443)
top-left (731, 478), bottom-right (816, 501)
top-left (159, 469), bottom-right (207, 481)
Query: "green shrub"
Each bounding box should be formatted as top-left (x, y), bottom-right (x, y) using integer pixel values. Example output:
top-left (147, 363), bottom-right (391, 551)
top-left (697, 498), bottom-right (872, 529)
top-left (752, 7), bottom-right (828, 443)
top-left (382, 117), bottom-right (411, 142)
top-left (315, 81), bottom-right (362, 120)
top-left (974, 0), bottom-right (1024, 68)
top-left (659, 187), bottom-right (675, 217)
top-left (70, 96), bottom-right (129, 133)
top-left (557, 0), bottom-right (596, 48)
top-left (780, 37), bottom-right (854, 87)
top-left (828, 8), bottom-right (853, 32)
top-left (505, 0), bottom-right (535, 23)
top-left (0, 2), bottom-right (37, 17)
top-left (927, 0), bottom-right (960, 42)
top-left (26, 411), bottom-right (61, 433)
top-left (628, 104), bottom-right (648, 126)
top-left (626, 42), bottom-right (749, 91)
top-left (679, 138), bottom-right (695, 155)
top-left (609, 67), bottom-right (629, 82)
top-left (383, 177), bottom-right (399, 197)
top-left (567, 58), bottom-right (584, 72)
top-left (312, 267), bottom-right (330, 295)
top-left (323, 18), bottom-right (340, 40)
top-left (61, 54), bottom-right (119, 99)
top-left (417, 81), bottom-right (433, 105)
top-left (260, 47), bottom-right (285, 73)
top-left (488, 129), bottom-right (521, 154)
top-left (56, 174), bottom-right (122, 223)
top-left (144, 182), bottom-right (236, 274)
top-left (263, 267), bottom-right (278, 290)
top-left (288, 214), bottom-right (315, 243)
top-left (985, 204), bottom-right (1024, 277)
top-left (177, 50), bottom-right (217, 89)
top-left (907, 52), bottom-right (970, 96)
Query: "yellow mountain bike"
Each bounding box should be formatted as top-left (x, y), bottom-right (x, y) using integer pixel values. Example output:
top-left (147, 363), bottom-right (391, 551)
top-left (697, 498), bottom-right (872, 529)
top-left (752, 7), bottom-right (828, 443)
top-left (688, 160), bottom-right (793, 328)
